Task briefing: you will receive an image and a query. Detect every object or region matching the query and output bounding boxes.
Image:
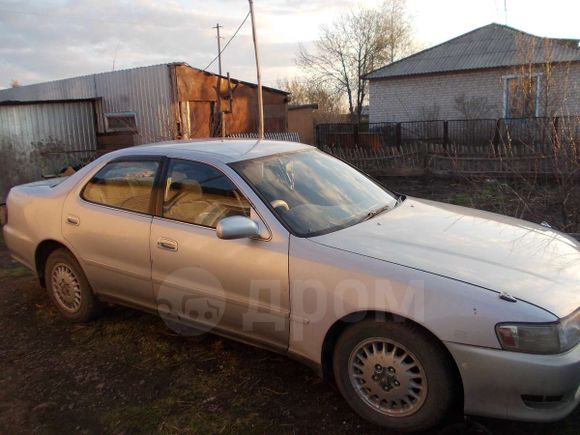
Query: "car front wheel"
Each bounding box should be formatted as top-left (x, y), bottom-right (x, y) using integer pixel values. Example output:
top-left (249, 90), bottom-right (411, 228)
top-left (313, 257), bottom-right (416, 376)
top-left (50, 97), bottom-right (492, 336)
top-left (333, 318), bottom-right (455, 432)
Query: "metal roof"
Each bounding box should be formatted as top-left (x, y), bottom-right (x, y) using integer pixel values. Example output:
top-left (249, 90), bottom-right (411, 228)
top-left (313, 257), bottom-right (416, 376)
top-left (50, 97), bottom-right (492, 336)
top-left (366, 23), bottom-right (580, 80)
top-left (0, 62), bottom-right (289, 99)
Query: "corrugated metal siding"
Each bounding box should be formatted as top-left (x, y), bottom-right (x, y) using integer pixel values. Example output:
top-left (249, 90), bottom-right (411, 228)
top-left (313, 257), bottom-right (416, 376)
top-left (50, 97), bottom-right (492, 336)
top-left (0, 64), bottom-right (174, 145)
top-left (0, 77), bottom-right (95, 101)
top-left (95, 65), bottom-right (174, 144)
top-left (0, 101), bottom-right (96, 200)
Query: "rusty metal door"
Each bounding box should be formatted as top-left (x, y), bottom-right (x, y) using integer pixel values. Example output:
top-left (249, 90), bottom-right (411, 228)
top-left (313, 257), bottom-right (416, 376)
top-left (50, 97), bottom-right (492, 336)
top-left (179, 101), bottom-right (215, 139)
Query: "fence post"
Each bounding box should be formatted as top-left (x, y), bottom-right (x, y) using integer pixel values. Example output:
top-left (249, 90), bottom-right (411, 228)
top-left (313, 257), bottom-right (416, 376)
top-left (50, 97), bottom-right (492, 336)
top-left (315, 124), bottom-right (320, 148)
top-left (396, 123), bottom-right (402, 150)
top-left (492, 118), bottom-right (501, 156)
top-left (443, 120), bottom-right (449, 151)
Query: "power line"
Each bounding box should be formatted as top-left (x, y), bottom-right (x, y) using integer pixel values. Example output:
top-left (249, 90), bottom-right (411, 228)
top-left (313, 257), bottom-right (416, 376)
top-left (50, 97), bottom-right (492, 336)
top-left (203, 10), bottom-right (251, 72)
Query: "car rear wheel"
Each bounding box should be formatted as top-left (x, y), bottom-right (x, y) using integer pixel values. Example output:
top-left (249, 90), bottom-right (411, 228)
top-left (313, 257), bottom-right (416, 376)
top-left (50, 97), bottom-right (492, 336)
top-left (333, 318), bottom-right (454, 432)
top-left (45, 248), bottom-right (102, 322)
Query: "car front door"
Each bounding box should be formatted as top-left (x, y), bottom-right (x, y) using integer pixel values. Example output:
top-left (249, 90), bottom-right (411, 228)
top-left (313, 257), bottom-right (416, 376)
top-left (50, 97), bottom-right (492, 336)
top-left (62, 157), bottom-right (162, 310)
top-left (149, 158), bottom-right (290, 351)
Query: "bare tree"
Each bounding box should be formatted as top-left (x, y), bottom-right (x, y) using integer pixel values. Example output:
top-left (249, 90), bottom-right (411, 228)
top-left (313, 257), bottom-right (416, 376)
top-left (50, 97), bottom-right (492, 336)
top-left (297, 0), bottom-right (416, 123)
top-left (493, 34), bottom-right (580, 232)
top-left (454, 93), bottom-right (494, 119)
top-left (276, 77), bottom-right (344, 114)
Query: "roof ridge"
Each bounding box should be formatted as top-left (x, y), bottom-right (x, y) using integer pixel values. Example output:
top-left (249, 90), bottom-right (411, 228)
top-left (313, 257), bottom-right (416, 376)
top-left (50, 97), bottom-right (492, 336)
top-left (0, 62), bottom-right (184, 91)
top-left (364, 23), bottom-right (499, 79)
top-left (365, 22), bottom-right (580, 80)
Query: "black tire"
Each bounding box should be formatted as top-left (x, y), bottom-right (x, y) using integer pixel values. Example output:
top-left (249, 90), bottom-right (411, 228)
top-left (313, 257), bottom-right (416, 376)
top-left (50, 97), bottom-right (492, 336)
top-left (333, 318), bottom-right (455, 432)
top-left (44, 248), bottom-right (102, 322)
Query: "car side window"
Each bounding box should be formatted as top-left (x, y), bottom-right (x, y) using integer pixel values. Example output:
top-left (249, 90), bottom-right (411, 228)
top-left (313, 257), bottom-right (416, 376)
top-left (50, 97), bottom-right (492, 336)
top-left (82, 160), bottom-right (159, 214)
top-left (162, 160), bottom-right (251, 228)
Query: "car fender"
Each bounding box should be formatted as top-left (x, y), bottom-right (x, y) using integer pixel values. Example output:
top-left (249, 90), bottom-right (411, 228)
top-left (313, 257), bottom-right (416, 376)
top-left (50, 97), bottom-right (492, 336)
top-left (287, 236), bottom-right (557, 367)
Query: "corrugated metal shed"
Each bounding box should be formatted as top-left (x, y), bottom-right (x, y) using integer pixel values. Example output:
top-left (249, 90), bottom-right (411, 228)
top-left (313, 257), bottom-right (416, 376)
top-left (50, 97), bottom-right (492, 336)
top-left (366, 23), bottom-right (580, 80)
top-left (0, 64), bottom-right (175, 144)
top-left (0, 100), bottom-right (97, 200)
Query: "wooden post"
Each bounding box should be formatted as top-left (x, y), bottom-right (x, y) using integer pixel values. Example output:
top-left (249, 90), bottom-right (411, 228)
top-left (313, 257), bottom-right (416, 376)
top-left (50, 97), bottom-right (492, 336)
top-left (248, 0), bottom-right (264, 140)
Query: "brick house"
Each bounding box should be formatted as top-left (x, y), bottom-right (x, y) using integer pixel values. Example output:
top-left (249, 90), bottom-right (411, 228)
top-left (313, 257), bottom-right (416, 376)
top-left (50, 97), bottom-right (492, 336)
top-left (365, 23), bottom-right (580, 123)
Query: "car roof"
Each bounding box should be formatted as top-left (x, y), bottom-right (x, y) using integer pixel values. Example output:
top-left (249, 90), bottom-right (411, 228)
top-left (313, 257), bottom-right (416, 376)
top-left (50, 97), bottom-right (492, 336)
top-left (115, 139), bottom-right (314, 163)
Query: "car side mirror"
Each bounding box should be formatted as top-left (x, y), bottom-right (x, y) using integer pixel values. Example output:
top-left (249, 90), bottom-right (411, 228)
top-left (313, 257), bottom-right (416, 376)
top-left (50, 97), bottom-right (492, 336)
top-left (216, 216), bottom-right (261, 240)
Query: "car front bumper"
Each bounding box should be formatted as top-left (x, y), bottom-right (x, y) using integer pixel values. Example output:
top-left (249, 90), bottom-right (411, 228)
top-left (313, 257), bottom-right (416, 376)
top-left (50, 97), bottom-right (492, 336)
top-left (445, 341), bottom-right (580, 422)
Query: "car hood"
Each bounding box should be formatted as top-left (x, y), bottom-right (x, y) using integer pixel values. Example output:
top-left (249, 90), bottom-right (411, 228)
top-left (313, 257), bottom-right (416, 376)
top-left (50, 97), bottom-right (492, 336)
top-left (311, 197), bottom-right (580, 318)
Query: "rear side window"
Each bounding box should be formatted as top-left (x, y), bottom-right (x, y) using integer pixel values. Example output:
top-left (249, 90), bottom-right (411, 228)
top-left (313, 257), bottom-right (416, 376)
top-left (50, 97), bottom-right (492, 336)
top-left (82, 160), bottom-right (159, 214)
top-left (162, 160), bottom-right (250, 228)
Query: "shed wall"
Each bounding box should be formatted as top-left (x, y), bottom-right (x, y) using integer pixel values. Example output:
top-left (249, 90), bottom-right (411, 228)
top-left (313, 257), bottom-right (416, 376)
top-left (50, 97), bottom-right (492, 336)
top-left (288, 107), bottom-right (316, 145)
top-left (0, 101), bottom-right (97, 200)
top-left (0, 64), bottom-right (175, 145)
top-left (175, 66), bottom-right (288, 137)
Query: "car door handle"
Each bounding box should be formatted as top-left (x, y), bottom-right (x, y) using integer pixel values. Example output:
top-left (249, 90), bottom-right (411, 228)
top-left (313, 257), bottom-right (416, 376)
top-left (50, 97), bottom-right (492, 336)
top-left (157, 238), bottom-right (178, 252)
top-left (65, 215), bottom-right (80, 226)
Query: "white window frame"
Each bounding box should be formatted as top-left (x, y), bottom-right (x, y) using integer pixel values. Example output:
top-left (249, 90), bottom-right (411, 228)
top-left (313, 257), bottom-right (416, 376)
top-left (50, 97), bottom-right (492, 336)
top-left (502, 73), bottom-right (542, 118)
top-left (104, 112), bottom-right (138, 133)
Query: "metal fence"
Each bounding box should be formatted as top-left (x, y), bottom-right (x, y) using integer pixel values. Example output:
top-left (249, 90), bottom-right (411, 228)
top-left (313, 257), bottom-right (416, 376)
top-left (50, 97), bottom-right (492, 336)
top-left (317, 116), bottom-right (580, 151)
top-left (228, 132), bottom-right (301, 142)
top-left (316, 116), bottom-right (580, 177)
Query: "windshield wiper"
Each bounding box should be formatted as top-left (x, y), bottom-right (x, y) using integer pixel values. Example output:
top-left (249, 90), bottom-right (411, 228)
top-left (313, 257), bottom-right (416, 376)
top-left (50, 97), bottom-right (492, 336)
top-left (362, 204), bottom-right (392, 222)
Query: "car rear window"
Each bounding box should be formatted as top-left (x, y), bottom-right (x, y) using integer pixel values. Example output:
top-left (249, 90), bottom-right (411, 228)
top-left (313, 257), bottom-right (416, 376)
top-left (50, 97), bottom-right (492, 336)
top-left (82, 160), bottom-right (159, 214)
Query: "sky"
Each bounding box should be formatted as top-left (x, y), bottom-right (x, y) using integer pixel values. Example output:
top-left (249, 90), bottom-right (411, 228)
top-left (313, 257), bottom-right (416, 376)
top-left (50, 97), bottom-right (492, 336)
top-left (0, 0), bottom-right (579, 90)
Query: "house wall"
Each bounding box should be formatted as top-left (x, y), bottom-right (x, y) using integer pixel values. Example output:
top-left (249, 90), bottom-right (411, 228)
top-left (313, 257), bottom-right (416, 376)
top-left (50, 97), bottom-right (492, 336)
top-left (368, 62), bottom-right (580, 123)
top-left (175, 65), bottom-right (288, 137)
top-left (544, 62), bottom-right (580, 117)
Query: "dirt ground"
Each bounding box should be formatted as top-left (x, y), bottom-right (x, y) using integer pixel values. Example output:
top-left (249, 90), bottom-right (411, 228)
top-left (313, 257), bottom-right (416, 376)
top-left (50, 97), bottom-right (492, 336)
top-left (0, 179), bottom-right (578, 435)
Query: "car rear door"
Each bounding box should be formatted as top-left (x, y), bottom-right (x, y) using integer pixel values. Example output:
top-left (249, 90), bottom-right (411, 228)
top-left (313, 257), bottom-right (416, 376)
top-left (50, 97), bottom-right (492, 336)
top-left (149, 158), bottom-right (290, 351)
top-left (62, 156), bottom-right (162, 310)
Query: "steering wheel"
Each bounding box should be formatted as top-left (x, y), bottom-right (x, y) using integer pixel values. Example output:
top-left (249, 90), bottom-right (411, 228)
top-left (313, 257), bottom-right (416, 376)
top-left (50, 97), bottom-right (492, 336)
top-left (270, 199), bottom-right (290, 212)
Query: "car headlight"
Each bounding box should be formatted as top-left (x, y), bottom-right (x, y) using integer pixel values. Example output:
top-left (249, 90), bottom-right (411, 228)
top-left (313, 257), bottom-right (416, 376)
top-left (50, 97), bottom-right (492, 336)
top-left (496, 308), bottom-right (579, 354)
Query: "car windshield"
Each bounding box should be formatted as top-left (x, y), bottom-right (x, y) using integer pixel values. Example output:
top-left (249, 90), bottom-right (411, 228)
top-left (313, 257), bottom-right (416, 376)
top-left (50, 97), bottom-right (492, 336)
top-left (232, 149), bottom-right (398, 237)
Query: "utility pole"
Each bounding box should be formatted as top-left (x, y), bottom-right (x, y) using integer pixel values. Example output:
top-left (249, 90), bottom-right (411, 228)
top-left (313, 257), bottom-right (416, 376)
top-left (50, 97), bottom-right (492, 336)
top-left (248, 0), bottom-right (264, 139)
top-left (213, 23), bottom-right (226, 138)
top-left (504, 0), bottom-right (508, 24)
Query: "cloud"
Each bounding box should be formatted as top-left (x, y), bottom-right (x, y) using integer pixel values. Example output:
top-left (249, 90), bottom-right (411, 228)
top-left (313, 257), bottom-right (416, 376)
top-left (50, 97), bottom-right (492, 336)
top-left (0, 0), bottom-right (333, 89)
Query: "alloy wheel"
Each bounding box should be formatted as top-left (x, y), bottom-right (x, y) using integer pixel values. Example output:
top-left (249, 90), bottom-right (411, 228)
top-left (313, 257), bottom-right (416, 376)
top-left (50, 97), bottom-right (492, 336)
top-left (348, 337), bottom-right (428, 417)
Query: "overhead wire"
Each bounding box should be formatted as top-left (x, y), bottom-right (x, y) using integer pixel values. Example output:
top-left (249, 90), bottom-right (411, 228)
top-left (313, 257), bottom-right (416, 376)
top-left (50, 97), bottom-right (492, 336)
top-left (203, 10), bottom-right (251, 72)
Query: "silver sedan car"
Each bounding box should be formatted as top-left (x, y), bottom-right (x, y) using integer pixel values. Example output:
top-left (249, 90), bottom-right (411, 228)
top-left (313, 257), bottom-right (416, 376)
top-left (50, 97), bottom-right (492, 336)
top-left (3, 140), bottom-right (579, 432)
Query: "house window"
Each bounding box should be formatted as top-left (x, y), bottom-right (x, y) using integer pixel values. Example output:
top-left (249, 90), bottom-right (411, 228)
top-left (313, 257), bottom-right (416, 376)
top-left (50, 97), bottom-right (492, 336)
top-left (504, 75), bottom-right (540, 118)
top-left (105, 112), bottom-right (138, 133)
